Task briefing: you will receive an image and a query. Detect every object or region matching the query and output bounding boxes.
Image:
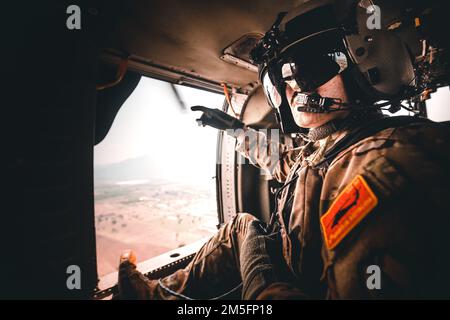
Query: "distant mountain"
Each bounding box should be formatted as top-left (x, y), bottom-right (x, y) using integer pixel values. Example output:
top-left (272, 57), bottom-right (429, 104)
top-left (94, 155), bottom-right (167, 183)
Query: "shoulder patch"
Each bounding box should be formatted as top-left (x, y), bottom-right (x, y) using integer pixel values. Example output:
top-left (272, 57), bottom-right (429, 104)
top-left (320, 175), bottom-right (378, 250)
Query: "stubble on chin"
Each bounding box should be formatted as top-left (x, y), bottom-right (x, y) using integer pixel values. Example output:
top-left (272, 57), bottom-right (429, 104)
top-left (296, 112), bottom-right (327, 128)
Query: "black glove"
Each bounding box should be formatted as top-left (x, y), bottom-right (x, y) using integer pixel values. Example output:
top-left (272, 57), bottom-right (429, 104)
top-left (191, 105), bottom-right (245, 130)
top-left (240, 220), bottom-right (282, 300)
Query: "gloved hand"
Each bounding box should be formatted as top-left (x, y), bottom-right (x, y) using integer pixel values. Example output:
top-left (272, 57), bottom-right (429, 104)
top-left (117, 250), bottom-right (153, 300)
top-left (240, 220), bottom-right (282, 300)
top-left (191, 105), bottom-right (245, 130)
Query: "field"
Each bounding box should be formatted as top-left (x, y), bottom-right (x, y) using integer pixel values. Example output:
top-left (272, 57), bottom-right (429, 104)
top-left (94, 180), bottom-right (218, 276)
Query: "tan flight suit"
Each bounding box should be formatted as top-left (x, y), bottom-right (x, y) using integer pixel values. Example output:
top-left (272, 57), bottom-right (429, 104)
top-left (119, 116), bottom-right (450, 299)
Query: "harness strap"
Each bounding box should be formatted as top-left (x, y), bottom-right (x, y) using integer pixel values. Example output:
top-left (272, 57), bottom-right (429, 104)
top-left (314, 115), bottom-right (431, 168)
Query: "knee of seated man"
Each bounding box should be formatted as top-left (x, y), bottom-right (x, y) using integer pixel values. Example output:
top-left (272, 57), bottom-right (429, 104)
top-left (231, 212), bottom-right (258, 234)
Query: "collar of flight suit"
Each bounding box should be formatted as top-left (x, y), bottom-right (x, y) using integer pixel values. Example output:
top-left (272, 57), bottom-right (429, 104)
top-left (301, 110), bottom-right (386, 169)
top-left (304, 129), bottom-right (349, 168)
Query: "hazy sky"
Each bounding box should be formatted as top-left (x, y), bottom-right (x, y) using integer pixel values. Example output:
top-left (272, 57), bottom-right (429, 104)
top-left (94, 77), bottom-right (224, 183)
top-left (426, 86), bottom-right (450, 122)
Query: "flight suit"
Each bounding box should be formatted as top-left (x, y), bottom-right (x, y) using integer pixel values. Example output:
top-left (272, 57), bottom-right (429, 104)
top-left (119, 116), bottom-right (450, 299)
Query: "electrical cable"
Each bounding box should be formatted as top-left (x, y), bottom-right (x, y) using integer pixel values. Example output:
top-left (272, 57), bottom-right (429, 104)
top-left (157, 279), bottom-right (243, 300)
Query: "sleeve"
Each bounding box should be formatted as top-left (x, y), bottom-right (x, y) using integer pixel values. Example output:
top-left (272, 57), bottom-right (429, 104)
top-left (117, 261), bottom-right (154, 299)
top-left (320, 141), bottom-right (450, 299)
top-left (230, 127), bottom-right (302, 183)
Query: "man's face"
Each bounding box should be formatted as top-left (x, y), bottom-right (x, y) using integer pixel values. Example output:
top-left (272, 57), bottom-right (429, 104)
top-left (285, 74), bottom-right (350, 129)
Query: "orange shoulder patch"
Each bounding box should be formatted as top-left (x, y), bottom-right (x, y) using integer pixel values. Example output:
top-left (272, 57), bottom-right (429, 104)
top-left (320, 175), bottom-right (378, 250)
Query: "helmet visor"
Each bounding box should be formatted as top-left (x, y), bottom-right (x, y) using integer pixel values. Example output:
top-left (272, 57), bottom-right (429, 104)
top-left (262, 71), bottom-right (283, 108)
top-left (281, 52), bottom-right (348, 93)
top-left (262, 51), bottom-right (348, 108)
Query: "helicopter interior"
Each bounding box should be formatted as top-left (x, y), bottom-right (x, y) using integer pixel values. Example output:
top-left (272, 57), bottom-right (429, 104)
top-left (3, 0), bottom-right (450, 299)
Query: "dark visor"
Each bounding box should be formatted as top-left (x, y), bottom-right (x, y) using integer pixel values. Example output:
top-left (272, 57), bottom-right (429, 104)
top-left (262, 51), bottom-right (348, 108)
